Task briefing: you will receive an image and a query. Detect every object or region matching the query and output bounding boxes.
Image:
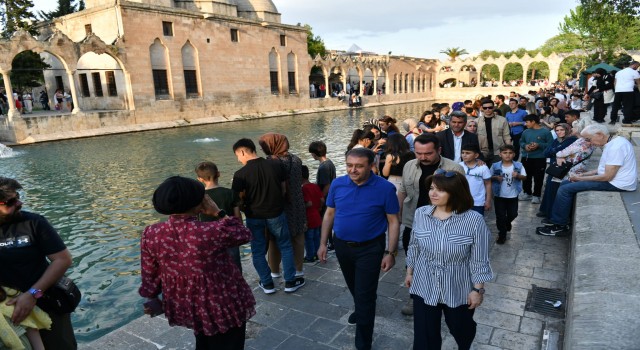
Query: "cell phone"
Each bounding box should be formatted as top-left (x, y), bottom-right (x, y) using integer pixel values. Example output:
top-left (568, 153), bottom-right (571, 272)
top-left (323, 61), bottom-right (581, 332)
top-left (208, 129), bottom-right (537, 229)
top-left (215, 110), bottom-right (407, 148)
top-left (143, 298), bottom-right (164, 317)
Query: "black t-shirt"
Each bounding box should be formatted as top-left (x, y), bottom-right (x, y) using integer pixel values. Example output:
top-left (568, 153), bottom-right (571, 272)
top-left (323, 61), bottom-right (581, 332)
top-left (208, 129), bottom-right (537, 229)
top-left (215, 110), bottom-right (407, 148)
top-left (484, 117), bottom-right (494, 152)
top-left (417, 162), bottom-right (440, 208)
top-left (389, 152), bottom-right (416, 177)
top-left (199, 187), bottom-right (237, 222)
top-left (0, 211), bottom-right (67, 291)
top-left (232, 157), bottom-right (286, 219)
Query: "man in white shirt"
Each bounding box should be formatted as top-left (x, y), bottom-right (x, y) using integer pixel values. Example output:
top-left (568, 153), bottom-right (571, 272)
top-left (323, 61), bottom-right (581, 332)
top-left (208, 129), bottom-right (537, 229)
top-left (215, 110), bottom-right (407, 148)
top-left (610, 61), bottom-right (640, 124)
top-left (536, 124), bottom-right (637, 237)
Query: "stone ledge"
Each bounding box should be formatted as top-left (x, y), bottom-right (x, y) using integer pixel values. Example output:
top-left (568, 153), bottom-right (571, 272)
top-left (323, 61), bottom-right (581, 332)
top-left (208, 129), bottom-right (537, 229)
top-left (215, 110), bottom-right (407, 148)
top-left (565, 188), bottom-right (640, 349)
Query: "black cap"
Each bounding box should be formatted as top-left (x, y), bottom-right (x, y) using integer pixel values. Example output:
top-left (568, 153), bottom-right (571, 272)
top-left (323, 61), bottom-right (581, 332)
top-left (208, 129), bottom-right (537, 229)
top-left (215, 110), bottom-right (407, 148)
top-left (152, 176), bottom-right (205, 215)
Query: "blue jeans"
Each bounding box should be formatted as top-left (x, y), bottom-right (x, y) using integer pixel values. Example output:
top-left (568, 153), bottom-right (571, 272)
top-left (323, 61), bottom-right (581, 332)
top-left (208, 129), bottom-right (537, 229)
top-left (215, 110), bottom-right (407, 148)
top-left (539, 176), bottom-right (560, 218)
top-left (304, 227), bottom-right (320, 259)
top-left (245, 212), bottom-right (296, 284)
top-left (550, 180), bottom-right (621, 225)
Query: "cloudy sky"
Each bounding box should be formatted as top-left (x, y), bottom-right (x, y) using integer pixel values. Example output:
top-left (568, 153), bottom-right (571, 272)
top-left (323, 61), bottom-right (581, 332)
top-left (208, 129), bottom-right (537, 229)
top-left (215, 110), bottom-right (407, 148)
top-left (32, 0), bottom-right (578, 60)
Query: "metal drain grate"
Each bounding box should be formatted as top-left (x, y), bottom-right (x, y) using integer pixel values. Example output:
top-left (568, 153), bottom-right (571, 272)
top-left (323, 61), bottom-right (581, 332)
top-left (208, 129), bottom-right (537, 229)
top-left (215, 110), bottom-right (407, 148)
top-left (525, 284), bottom-right (566, 318)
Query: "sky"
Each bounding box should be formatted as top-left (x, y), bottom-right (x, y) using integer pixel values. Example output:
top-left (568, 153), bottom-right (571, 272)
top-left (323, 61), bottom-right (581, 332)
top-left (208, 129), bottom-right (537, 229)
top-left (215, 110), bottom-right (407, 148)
top-left (32, 0), bottom-right (578, 60)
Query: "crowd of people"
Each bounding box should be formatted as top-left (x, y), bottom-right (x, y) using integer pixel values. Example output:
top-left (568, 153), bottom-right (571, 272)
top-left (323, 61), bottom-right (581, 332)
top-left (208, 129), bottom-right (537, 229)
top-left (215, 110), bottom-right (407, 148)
top-left (2, 62), bottom-right (639, 350)
top-left (0, 88), bottom-right (73, 116)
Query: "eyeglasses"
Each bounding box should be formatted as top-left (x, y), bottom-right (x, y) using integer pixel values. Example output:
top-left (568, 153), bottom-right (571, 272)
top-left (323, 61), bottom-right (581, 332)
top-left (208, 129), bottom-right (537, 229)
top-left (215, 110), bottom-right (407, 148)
top-left (435, 169), bottom-right (457, 177)
top-left (0, 194), bottom-right (20, 207)
top-left (482, 106), bottom-right (494, 110)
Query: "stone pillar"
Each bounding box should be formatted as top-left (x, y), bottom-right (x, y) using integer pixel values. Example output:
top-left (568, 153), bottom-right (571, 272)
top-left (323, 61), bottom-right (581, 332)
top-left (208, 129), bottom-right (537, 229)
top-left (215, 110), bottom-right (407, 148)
top-left (358, 71), bottom-right (363, 96)
top-left (341, 70), bottom-right (346, 95)
top-left (66, 70), bottom-right (82, 113)
top-left (1, 70), bottom-right (18, 122)
top-left (499, 68), bottom-right (504, 85)
top-left (549, 65), bottom-right (560, 83)
top-left (323, 73), bottom-right (329, 99)
top-left (522, 64), bottom-right (528, 83)
top-left (372, 70), bottom-right (378, 95)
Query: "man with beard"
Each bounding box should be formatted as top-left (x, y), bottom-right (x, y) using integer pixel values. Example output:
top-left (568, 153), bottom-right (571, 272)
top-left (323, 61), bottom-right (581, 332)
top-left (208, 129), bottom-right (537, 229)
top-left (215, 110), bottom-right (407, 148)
top-left (0, 177), bottom-right (76, 349)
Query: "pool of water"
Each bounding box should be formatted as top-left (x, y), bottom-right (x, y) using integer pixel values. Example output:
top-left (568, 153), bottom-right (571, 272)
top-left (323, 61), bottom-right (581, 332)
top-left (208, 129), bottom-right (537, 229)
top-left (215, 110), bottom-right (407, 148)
top-left (0, 101), bottom-right (433, 342)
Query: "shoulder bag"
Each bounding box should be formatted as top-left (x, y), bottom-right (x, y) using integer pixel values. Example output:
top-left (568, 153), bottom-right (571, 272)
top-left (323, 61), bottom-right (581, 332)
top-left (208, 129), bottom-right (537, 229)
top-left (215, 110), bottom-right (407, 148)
top-left (545, 152), bottom-right (592, 179)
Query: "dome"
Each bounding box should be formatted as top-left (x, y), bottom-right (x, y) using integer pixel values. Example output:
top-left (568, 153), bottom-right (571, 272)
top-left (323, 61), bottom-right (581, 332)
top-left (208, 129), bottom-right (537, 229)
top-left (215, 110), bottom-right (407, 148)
top-left (233, 0), bottom-right (279, 14)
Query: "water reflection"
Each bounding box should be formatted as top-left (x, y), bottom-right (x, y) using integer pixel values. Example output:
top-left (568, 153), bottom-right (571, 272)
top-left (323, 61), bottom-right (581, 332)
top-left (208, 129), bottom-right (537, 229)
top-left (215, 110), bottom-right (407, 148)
top-left (0, 101), bottom-right (433, 342)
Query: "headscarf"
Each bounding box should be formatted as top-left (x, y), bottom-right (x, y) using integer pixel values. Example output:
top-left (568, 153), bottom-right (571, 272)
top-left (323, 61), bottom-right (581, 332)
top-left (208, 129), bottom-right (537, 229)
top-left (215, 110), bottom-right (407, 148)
top-left (152, 176), bottom-right (205, 215)
top-left (452, 102), bottom-right (464, 111)
top-left (555, 123), bottom-right (572, 140)
top-left (401, 118), bottom-right (419, 135)
top-left (259, 133), bottom-right (289, 156)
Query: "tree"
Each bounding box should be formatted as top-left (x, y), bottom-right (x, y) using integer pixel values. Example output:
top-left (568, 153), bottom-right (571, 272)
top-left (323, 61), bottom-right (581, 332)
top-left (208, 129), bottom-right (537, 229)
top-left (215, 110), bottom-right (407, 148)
top-left (440, 47), bottom-right (468, 61)
top-left (304, 24), bottom-right (326, 58)
top-left (0, 0), bottom-right (37, 38)
top-left (9, 50), bottom-right (51, 92)
top-left (580, 0), bottom-right (640, 17)
top-left (38, 0), bottom-right (81, 21)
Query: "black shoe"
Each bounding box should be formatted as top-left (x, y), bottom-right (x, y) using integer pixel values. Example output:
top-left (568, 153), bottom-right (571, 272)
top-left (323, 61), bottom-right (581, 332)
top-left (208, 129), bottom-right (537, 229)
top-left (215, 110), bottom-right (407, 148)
top-left (496, 235), bottom-right (507, 244)
top-left (284, 277), bottom-right (305, 293)
top-left (608, 120), bottom-right (617, 125)
top-left (303, 257), bottom-right (316, 264)
top-left (622, 119), bottom-right (633, 124)
top-left (541, 218), bottom-right (554, 226)
top-left (259, 281), bottom-right (276, 294)
top-left (506, 222), bottom-right (512, 232)
top-left (536, 211), bottom-right (546, 218)
top-left (327, 243), bottom-right (335, 252)
top-left (536, 225), bottom-right (570, 237)
top-left (348, 312), bottom-right (356, 325)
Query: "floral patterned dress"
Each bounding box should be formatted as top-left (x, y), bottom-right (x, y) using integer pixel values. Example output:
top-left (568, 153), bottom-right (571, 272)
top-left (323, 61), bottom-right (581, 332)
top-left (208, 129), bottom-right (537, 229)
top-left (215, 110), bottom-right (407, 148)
top-left (555, 137), bottom-right (595, 179)
top-left (139, 215), bottom-right (255, 336)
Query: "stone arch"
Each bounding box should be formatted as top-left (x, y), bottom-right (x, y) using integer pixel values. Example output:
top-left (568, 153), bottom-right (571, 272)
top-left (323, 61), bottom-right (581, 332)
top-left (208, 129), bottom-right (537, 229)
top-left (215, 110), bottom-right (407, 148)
top-left (525, 61), bottom-right (550, 85)
top-left (458, 64), bottom-right (478, 87)
top-left (309, 64), bottom-right (325, 98)
top-left (558, 55), bottom-right (584, 81)
top-left (328, 65), bottom-right (344, 97)
top-left (181, 41), bottom-right (201, 98)
top-left (440, 77), bottom-right (456, 88)
top-left (404, 73), bottom-right (409, 93)
top-left (363, 68), bottom-right (373, 95)
top-left (480, 63), bottom-right (500, 86)
top-left (376, 67), bottom-right (387, 94)
top-left (75, 51), bottom-right (128, 110)
top-left (347, 67), bottom-right (361, 94)
top-left (268, 48), bottom-right (280, 95)
top-left (503, 62), bottom-right (524, 85)
top-left (149, 38), bottom-right (172, 99)
top-left (287, 51), bottom-right (297, 94)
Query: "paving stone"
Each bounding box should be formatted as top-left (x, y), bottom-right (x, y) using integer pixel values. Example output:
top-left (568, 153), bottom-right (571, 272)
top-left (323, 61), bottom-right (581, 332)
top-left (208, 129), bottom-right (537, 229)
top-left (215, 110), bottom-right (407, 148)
top-left (330, 289), bottom-right (355, 309)
top-left (151, 326), bottom-right (195, 349)
top-left (300, 318), bottom-right (346, 344)
top-left (244, 327), bottom-right (290, 350)
top-left (490, 261), bottom-right (534, 277)
top-left (519, 317), bottom-right (544, 336)
top-left (475, 323), bottom-right (494, 344)
top-left (495, 273), bottom-right (552, 290)
top-left (272, 309), bottom-right (317, 335)
top-left (484, 283), bottom-right (529, 302)
top-left (474, 308), bottom-right (521, 332)
top-left (275, 335), bottom-right (337, 350)
top-left (480, 296), bottom-right (525, 316)
top-left (372, 333), bottom-right (412, 350)
top-left (473, 344), bottom-right (504, 350)
top-left (88, 330), bottom-right (159, 350)
top-left (376, 281), bottom-right (403, 298)
top-left (318, 270), bottom-right (348, 287)
top-left (490, 328), bottom-right (540, 350)
top-left (514, 250), bottom-right (544, 268)
top-left (329, 327), bottom-right (355, 349)
top-left (532, 267), bottom-right (566, 282)
top-left (251, 301), bottom-right (289, 326)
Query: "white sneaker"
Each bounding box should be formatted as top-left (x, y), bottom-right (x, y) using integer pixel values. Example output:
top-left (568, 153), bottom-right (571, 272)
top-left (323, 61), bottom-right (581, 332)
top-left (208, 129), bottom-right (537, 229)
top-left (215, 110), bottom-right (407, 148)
top-left (518, 193), bottom-right (532, 201)
top-left (295, 271), bottom-right (304, 277)
top-left (271, 272), bottom-right (282, 278)
top-left (531, 196), bottom-right (541, 204)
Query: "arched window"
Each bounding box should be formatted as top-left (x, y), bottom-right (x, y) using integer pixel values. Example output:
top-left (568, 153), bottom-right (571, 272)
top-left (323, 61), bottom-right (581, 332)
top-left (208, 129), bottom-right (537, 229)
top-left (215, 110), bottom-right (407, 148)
top-left (411, 73), bottom-right (415, 93)
top-left (269, 49), bottom-right (280, 95)
top-left (399, 72), bottom-right (403, 93)
top-left (287, 52), bottom-right (297, 94)
top-left (150, 39), bottom-right (171, 99)
top-left (181, 41), bottom-right (199, 98)
top-left (404, 74), bottom-right (408, 93)
top-left (393, 73), bottom-right (397, 94)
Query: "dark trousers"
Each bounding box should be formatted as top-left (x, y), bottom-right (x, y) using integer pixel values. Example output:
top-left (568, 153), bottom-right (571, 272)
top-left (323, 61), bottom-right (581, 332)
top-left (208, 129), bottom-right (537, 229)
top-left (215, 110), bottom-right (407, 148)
top-left (195, 323), bottom-right (246, 350)
top-left (539, 176), bottom-right (561, 218)
top-left (592, 97), bottom-right (607, 122)
top-left (334, 234), bottom-right (385, 350)
top-left (610, 91), bottom-right (637, 122)
top-left (521, 157), bottom-right (547, 197)
top-left (402, 226), bottom-right (412, 255)
top-left (41, 312), bottom-right (77, 350)
top-left (511, 133), bottom-right (522, 160)
top-left (494, 197), bottom-right (518, 236)
top-left (412, 295), bottom-right (476, 350)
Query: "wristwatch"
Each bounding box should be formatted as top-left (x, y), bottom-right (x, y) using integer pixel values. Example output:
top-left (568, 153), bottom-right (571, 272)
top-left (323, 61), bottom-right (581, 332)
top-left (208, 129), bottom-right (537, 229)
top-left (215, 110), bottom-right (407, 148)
top-left (384, 250), bottom-right (398, 257)
top-left (28, 288), bottom-right (44, 299)
top-left (472, 287), bottom-right (485, 295)
top-left (216, 210), bottom-right (227, 218)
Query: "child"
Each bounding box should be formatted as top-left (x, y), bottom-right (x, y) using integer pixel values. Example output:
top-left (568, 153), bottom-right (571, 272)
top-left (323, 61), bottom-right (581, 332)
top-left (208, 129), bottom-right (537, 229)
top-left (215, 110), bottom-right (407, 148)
top-left (519, 114), bottom-right (553, 204)
top-left (301, 165), bottom-right (324, 263)
top-left (459, 144), bottom-right (492, 216)
top-left (1, 286), bottom-right (51, 350)
top-left (490, 145), bottom-right (527, 244)
top-left (195, 161), bottom-right (243, 271)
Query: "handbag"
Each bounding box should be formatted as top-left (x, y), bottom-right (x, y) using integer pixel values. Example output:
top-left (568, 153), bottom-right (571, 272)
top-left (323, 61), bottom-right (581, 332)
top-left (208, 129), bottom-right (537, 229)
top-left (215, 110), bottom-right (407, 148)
top-left (545, 153), bottom-right (592, 179)
top-left (603, 89), bottom-right (615, 104)
top-left (591, 91), bottom-right (603, 100)
top-left (37, 276), bottom-right (82, 315)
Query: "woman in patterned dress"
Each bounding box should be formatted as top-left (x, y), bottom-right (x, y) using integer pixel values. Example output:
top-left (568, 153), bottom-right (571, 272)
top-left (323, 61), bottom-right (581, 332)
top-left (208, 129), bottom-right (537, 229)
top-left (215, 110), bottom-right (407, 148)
top-left (139, 176), bottom-right (255, 350)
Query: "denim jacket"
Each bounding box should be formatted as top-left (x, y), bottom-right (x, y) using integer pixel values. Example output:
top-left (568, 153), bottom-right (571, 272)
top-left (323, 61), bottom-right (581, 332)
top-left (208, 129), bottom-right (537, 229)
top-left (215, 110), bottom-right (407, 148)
top-left (490, 161), bottom-right (523, 197)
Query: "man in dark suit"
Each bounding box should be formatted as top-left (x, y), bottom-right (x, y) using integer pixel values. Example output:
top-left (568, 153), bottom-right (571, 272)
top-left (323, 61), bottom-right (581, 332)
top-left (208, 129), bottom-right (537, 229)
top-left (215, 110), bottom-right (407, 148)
top-left (436, 111), bottom-right (483, 163)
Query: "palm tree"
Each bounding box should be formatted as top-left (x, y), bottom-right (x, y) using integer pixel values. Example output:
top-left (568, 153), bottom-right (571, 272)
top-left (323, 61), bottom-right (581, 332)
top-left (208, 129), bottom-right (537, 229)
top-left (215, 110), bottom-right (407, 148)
top-left (440, 47), bottom-right (469, 61)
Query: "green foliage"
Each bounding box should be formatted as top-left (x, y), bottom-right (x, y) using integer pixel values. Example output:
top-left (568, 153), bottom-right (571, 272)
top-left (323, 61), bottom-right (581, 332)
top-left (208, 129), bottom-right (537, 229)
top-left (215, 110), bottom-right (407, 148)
top-left (0, 0), bottom-right (37, 38)
top-left (503, 63), bottom-right (524, 82)
top-left (304, 24), bottom-right (326, 58)
top-left (480, 64), bottom-right (500, 81)
top-left (440, 47), bottom-right (468, 61)
top-left (10, 50), bottom-right (51, 91)
top-left (538, 33), bottom-right (582, 55)
top-left (580, 0), bottom-right (640, 18)
top-left (38, 0), bottom-right (81, 21)
top-left (527, 62), bottom-right (550, 80)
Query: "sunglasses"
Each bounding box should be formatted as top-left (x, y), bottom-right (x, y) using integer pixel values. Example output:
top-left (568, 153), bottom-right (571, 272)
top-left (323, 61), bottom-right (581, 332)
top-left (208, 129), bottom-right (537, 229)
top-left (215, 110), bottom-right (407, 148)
top-left (482, 106), bottom-right (494, 110)
top-left (0, 194), bottom-right (20, 207)
top-left (435, 169), bottom-right (457, 177)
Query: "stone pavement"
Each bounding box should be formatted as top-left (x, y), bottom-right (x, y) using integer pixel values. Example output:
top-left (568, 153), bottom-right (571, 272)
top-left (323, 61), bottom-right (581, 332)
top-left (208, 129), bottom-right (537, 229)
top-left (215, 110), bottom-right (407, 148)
top-left (85, 197), bottom-right (569, 350)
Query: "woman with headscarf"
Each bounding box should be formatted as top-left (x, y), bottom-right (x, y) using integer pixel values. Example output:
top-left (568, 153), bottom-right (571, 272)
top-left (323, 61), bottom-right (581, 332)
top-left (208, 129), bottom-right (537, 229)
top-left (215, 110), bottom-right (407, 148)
top-left (537, 123), bottom-right (579, 219)
top-left (401, 118), bottom-right (421, 151)
top-left (139, 176), bottom-right (255, 349)
top-left (259, 133), bottom-right (307, 278)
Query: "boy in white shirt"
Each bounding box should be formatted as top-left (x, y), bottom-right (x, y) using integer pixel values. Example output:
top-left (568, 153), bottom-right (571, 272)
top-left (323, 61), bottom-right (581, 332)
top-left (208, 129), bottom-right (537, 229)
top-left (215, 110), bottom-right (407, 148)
top-left (490, 145), bottom-right (527, 244)
top-left (459, 144), bottom-right (492, 216)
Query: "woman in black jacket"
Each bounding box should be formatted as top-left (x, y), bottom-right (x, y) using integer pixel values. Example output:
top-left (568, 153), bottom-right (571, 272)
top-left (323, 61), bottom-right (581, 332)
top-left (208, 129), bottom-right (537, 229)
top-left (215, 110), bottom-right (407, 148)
top-left (589, 68), bottom-right (615, 123)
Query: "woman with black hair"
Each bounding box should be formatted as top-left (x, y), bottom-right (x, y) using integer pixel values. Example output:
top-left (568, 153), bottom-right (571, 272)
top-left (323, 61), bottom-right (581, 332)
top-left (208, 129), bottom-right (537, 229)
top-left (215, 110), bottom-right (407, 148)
top-left (381, 134), bottom-right (415, 191)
